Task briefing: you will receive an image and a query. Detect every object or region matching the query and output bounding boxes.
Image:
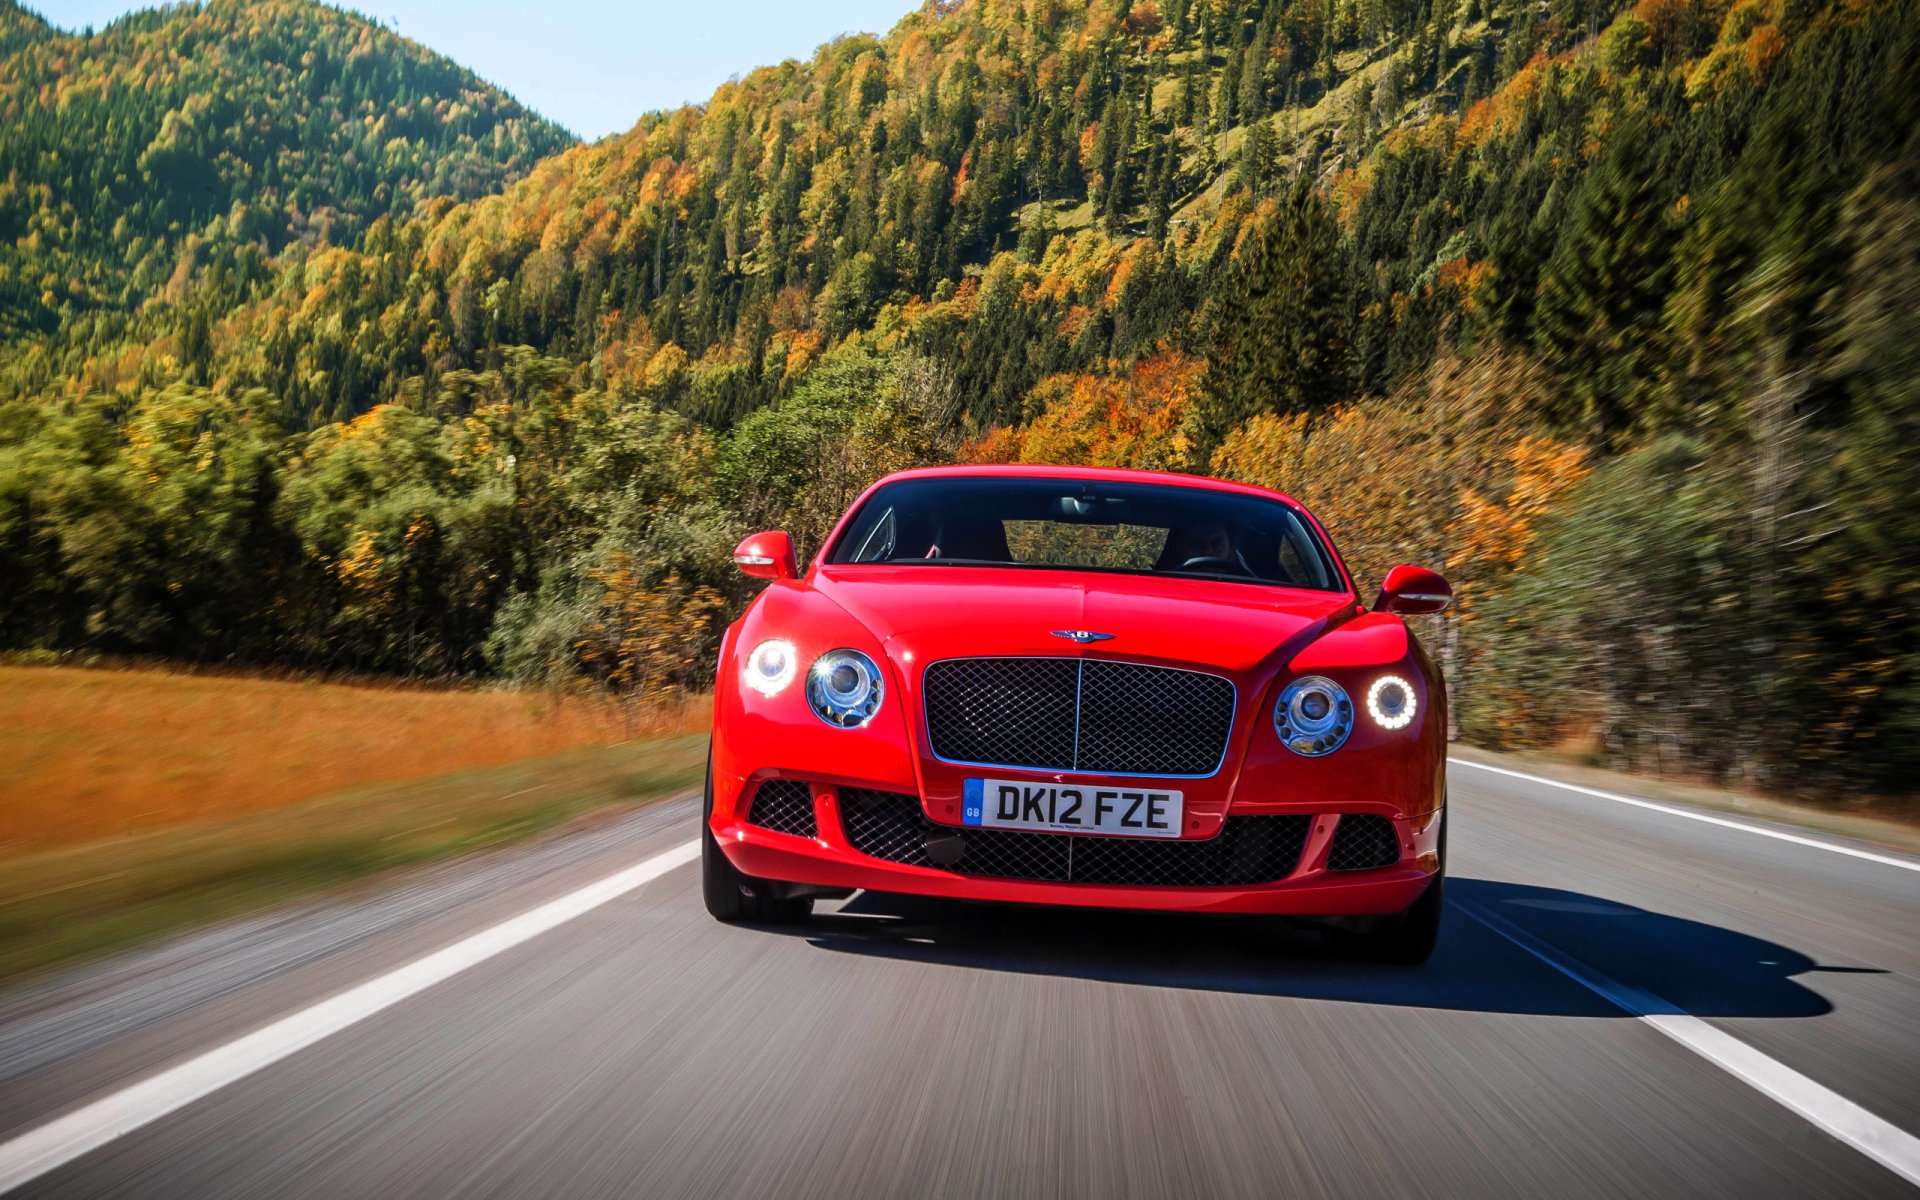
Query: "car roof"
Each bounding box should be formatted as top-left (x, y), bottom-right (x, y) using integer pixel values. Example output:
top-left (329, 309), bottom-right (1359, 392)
top-left (869, 463), bottom-right (1307, 510)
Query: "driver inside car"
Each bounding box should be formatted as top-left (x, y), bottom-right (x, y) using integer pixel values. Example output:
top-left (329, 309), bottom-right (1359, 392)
top-left (1167, 522), bottom-right (1253, 576)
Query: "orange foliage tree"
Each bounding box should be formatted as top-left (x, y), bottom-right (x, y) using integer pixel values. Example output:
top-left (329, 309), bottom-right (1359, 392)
top-left (575, 555), bottom-right (728, 713)
top-left (966, 350), bottom-right (1203, 470)
top-left (1210, 349), bottom-right (1589, 732)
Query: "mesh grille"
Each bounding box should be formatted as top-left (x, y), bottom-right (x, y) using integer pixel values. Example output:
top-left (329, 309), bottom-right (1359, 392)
top-left (922, 658), bottom-right (1078, 771)
top-left (923, 658), bottom-right (1235, 776)
top-left (1077, 661), bottom-right (1238, 775)
top-left (746, 779), bottom-right (816, 838)
top-left (839, 790), bottom-right (1308, 887)
top-left (1326, 814), bottom-right (1400, 871)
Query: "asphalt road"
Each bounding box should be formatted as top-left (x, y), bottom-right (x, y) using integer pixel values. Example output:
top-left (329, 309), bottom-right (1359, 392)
top-left (1, 758), bottom-right (1916, 1198)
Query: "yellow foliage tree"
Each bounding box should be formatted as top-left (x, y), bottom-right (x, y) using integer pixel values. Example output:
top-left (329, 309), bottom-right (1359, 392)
top-left (576, 556), bottom-right (728, 712)
top-left (968, 350), bottom-right (1203, 471)
top-left (1211, 349), bottom-right (1588, 732)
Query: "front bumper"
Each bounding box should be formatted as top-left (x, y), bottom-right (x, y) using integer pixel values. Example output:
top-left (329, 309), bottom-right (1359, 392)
top-left (714, 778), bottom-right (1440, 917)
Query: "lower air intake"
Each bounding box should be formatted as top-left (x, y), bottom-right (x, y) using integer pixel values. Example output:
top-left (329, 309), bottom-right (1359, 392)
top-left (1326, 814), bottom-right (1400, 871)
top-left (746, 779), bottom-right (816, 838)
top-left (838, 790), bottom-right (1309, 887)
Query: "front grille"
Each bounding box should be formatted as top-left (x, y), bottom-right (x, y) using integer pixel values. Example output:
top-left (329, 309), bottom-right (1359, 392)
top-left (840, 790), bottom-right (1308, 887)
top-left (1326, 814), bottom-right (1399, 871)
top-left (746, 779), bottom-right (816, 838)
top-left (923, 658), bottom-right (1236, 776)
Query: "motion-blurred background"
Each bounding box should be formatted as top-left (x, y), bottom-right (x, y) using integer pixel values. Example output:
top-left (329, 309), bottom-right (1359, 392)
top-left (0, 0), bottom-right (1914, 978)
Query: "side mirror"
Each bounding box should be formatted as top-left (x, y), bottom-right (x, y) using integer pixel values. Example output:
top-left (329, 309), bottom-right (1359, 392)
top-left (1376, 564), bottom-right (1452, 615)
top-left (733, 531), bottom-right (798, 581)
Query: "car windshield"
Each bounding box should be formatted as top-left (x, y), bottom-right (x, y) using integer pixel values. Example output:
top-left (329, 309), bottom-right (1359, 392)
top-left (825, 476), bottom-right (1344, 591)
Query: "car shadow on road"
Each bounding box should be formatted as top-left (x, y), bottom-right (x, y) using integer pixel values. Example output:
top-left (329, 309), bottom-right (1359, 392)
top-left (780, 878), bottom-right (1865, 1018)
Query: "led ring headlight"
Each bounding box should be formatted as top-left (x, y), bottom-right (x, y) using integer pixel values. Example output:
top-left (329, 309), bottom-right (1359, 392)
top-left (744, 639), bottom-right (797, 697)
top-left (807, 649), bottom-right (884, 728)
top-left (1367, 675), bottom-right (1417, 730)
top-left (1275, 676), bottom-right (1354, 756)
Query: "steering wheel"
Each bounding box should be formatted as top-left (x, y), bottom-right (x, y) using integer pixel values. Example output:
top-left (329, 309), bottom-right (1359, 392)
top-left (1179, 555), bottom-right (1254, 577)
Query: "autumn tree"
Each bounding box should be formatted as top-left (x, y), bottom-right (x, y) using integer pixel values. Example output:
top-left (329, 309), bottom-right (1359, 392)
top-left (967, 351), bottom-right (1204, 471)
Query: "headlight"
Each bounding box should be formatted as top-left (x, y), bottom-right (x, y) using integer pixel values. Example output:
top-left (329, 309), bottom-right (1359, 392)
top-left (1366, 674), bottom-right (1417, 730)
top-left (1275, 676), bottom-right (1354, 756)
top-left (807, 649), bottom-right (885, 728)
top-left (743, 639), bottom-right (797, 697)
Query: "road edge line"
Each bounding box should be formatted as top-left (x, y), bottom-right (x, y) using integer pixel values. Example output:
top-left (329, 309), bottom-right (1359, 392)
top-left (0, 838), bottom-right (701, 1195)
top-left (1458, 901), bottom-right (1920, 1188)
top-left (1448, 757), bottom-right (1920, 873)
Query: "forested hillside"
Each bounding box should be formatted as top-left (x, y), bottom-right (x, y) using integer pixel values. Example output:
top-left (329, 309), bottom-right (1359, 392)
top-left (2, 0), bottom-right (1916, 799)
top-left (0, 0), bottom-right (571, 351)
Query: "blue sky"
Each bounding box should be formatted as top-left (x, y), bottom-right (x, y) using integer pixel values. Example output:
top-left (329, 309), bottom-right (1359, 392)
top-left (39, 1), bottom-right (921, 141)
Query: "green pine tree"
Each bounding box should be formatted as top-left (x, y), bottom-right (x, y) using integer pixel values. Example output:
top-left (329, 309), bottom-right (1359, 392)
top-left (1192, 178), bottom-right (1354, 455)
top-left (1533, 121), bottom-right (1678, 441)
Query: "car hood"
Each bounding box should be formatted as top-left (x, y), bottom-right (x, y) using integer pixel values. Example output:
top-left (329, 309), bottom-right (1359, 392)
top-left (813, 564), bottom-right (1353, 676)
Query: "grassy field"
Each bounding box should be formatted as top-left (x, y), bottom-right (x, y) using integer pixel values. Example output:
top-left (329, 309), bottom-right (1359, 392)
top-left (0, 663), bottom-right (703, 850)
top-left (0, 664), bottom-right (709, 984)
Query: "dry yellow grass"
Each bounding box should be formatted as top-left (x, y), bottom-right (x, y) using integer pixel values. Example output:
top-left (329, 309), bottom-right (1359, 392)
top-left (0, 664), bottom-right (707, 851)
top-left (0, 736), bottom-right (709, 983)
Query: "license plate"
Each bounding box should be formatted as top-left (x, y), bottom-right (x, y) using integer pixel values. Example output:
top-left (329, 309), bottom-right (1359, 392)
top-left (962, 778), bottom-right (1184, 839)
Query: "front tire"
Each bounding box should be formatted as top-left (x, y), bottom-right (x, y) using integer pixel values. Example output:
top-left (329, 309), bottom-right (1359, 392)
top-left (702, 755), bottom-right (813, 925)
top-left (1352, 873), bottom-right (1443, 964)
top-left (1347, 805), bottom-right (1445, 965)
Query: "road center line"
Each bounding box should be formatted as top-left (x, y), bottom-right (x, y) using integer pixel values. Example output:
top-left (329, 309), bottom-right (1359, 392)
top-left (1449, 758), bottom-right (1920, 873)
top-left (1459, 901), bottom-right (1920, 1187)
top-left (0, 838), bottom-right (701, 1196)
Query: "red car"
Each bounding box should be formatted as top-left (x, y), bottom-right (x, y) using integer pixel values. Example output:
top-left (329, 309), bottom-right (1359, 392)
top-left (703, 465), bottom-right (1452, 962)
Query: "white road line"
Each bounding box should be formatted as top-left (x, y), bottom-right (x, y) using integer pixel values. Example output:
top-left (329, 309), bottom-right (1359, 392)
top-left (0, 838), bottom-right (701, 1195)
top-left (1459, 901), bottom-right (1920, 1187)
top-left (1449, 757), bottom-right (1920, 874)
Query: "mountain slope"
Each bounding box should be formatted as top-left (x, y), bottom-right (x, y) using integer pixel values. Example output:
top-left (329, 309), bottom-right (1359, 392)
top-left (0, 0), bottom-right (573, 345)
top-left (1, 0), bottom-right (1917, 797)
top-left (73, 0), bottom-right (1552, 420)
top-left (140, 0), bottom-right (1910, 434)
top-left (0, 0), bottom-right (48, 55)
